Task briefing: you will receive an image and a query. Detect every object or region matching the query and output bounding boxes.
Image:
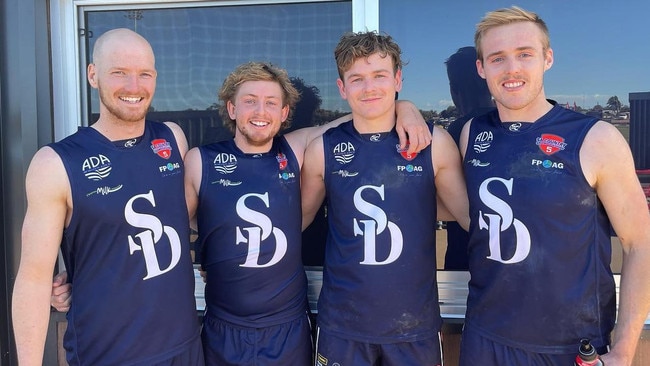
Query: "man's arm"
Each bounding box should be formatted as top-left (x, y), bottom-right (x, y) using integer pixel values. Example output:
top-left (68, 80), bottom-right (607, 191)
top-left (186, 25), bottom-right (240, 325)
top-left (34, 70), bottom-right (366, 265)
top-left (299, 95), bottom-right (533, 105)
top-left (394, 100), bottom-right (431, 154)
top-left (165, 121), bottom-right (189, 158)
top-left (583, 122), bottom-right (650, 366)
top-left (286, 100), bottom-right (430, 166)
top-left (183, 147), bottom-right (202, 225)
top-left (430, 126), bottom-right (470, 230)
top-left (13, 147), bottom-right (70, 365)
top-left (300, 136), bottom-right (327, 231)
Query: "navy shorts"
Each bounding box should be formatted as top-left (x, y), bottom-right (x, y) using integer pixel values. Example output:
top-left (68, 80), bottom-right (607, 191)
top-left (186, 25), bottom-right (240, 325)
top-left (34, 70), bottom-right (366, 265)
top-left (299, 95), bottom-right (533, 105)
top-left (202, 312), bottom-right (313, 366)
top-left (459, 323), bottom-right (608, 366)
top-left (314, 327), bottom-right (442, 366)
top-left (149, 334), bottom-right (205, 366)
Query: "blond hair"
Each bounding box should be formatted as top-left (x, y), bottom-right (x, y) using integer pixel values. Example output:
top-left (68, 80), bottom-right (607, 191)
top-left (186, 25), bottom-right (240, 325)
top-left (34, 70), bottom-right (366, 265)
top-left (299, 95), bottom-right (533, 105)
top-left (218, 62), bottom-right (300, 133)
top-left (474, 6), bottom-right (550, 61)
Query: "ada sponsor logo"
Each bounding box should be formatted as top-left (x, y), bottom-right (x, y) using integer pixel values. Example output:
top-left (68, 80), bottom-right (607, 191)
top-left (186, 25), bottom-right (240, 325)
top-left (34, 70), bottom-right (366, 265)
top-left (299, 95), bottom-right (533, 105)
top-left (151, 139), bottom-right (172, 159)
top-left (473, 130), bottom-right (493, 153)
top-left (395, 142), bottom-right (417, 161)
top-left (536, 133), bottom-right (567, 155)
top-left (82, 154), bottom-right (112, 181)
top-left (213, 153), bottom-right (238, 174)
top-left (333, 141), bottom-right (355, 164)
top-left (532, 159), bottom-right (564, 170)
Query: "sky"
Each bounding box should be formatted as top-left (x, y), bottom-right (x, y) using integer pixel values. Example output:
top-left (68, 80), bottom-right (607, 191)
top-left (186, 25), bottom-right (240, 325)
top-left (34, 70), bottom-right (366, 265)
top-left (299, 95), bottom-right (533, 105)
top-left (86, 1), bottom-right (650, 114)
top-left (383, 0), bottom-right (650, 111)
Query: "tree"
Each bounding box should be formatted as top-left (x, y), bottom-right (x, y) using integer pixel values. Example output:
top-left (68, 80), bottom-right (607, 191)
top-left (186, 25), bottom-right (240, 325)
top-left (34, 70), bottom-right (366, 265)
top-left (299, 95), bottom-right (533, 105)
top-left (606, 96), bottom-right (622, 114)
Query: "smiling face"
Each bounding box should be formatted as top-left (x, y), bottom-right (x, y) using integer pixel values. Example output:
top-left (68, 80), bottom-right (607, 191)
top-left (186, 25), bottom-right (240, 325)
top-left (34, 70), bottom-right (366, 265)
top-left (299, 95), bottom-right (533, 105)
top-left (337, 52), bottom-right (402, 130)
top-left (88, 29), bottom-right (157, 125)
top-left (228, 80), bottom-right (289, 153)
top-left (476, 21), bottom-right (553, 121)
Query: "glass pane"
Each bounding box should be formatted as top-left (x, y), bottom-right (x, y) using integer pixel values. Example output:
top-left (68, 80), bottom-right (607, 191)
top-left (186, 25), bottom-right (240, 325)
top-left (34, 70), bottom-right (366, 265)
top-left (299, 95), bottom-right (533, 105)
top-left (84, 1), bottom-right (351, 148)
top-left (380, 0), bottom-right (650, 272)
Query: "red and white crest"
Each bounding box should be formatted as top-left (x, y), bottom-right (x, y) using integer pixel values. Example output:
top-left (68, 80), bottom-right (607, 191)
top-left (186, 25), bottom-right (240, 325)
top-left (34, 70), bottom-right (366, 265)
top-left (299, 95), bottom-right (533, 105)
top-left (151, 139), bottom-right (172, 159)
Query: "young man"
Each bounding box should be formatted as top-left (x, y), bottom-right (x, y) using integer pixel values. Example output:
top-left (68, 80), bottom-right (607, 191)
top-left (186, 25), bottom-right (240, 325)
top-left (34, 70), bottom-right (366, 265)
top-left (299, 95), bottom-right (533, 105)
top-left (459, 6), bottom-right (650, 365)
top-left (185, 61), bottom-right (431, 365)
top-left (12, 28), bottom-right (204, 365)
top-left (301, 31), bottom-right (469, 366)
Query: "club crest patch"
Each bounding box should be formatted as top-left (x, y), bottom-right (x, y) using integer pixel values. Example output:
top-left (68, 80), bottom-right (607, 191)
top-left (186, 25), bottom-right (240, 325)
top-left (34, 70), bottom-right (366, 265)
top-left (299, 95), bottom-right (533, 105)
top-left (276, 153), bottom-right (288, 170)
top-left (396, 142), bottom-right (417, 161)
top-left (151, 139), bottom-right (172, 159)
top-left (536, 133), bottom-right (567, 155)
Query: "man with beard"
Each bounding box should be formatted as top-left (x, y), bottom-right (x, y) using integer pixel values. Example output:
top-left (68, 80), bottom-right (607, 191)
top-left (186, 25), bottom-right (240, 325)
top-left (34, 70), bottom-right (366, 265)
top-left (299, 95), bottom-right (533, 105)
top-left (12, 28), bottom-right (204, 365)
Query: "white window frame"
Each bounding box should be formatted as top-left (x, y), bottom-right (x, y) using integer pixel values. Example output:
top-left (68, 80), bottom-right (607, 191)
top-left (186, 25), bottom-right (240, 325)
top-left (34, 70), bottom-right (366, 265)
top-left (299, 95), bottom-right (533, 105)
top-left (49, 0), bottom-right (377, 141)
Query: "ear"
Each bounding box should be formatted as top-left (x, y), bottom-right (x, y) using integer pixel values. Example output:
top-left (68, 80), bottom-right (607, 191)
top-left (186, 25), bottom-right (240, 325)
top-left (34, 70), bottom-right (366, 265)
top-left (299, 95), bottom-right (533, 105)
top-left (394, 69), bottom-right (403, 92)
top-left (227, 100), bottom-right (237, 120)
top-left (544, 48), bottom-right (554, 72)
top-left (476, 59), bottom-right (487, 80)
top-left (87, 63), bottom-right (99, 89)
top-left (281, 104), bottom-right (290, 122)
top-left (336, 78), bottom-right (347, 100)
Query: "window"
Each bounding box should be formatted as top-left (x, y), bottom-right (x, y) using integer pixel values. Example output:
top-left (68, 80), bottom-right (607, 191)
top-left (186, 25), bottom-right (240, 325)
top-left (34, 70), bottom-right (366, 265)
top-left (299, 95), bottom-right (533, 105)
top-left (73, 1), bottom-right (352, 148)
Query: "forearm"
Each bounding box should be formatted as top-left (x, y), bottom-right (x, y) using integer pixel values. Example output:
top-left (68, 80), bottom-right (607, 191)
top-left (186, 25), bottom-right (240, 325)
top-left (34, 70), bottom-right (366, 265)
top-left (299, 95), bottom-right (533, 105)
top-left (610, 244), bottom-right (650, 363)
top-left (12, 277), bottom-right (55, 365)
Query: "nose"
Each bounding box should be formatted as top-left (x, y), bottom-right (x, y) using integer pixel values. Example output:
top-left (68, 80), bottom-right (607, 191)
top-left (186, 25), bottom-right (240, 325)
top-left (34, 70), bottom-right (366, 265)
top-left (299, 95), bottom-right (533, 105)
top-left (503, 57), bottom-right (520, 74)
top-left (123, 74), bottom-right (140, 91)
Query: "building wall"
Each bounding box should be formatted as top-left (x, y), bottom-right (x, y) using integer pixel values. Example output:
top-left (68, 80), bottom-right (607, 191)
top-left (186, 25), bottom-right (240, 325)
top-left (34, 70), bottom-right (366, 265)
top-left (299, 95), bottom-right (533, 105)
top-left (630, 92), bottom-right (650, 170)
top-left (0, 0), bottom-right (54, 364)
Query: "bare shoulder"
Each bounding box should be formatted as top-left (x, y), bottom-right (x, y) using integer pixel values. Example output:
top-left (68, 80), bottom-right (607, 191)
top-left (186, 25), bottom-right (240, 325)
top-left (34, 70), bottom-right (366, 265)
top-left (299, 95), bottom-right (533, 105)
top-left (27, 146), bottom-right (66, 184)
top-left (163, 121), bottom-right (189, 156)
top-left (581, 120), bottom-right (633, 185)
top-left (25, 146), bottom-right (70, 207)
top-left (184, 146), bottom-right (202, 168)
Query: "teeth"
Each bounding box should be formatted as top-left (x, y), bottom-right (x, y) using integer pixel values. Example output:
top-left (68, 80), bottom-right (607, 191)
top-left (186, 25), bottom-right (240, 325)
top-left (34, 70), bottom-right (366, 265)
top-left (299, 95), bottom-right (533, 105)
top-left (504, 81), bottom-right (523, 88)
top-left (251, 121), bottom-right (269, 127)
top-left (120, 97), bottom-right (141, 103)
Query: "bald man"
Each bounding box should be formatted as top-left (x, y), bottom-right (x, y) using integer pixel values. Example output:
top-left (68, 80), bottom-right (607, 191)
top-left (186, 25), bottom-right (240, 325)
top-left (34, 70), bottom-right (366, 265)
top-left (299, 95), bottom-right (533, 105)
top-left (12, 28), bottom-right (204, 365)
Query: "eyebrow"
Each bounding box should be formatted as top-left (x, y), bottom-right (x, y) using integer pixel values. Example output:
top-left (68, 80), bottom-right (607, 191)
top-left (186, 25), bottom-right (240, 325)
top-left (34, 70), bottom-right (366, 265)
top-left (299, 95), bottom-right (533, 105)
top-left (484, 46), bottom-right (537, 59)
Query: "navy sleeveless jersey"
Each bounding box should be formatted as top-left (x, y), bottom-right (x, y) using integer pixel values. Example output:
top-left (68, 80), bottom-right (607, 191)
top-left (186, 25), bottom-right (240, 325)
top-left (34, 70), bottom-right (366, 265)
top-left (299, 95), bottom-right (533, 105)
top-left (318, 121), bottom-right (440, 343)
top-left (463, 105), bottom-right (615, 352)
top-left (196, 136), bottom-right (308, 327)
top-left (50, 121), bottom-right (200, 365)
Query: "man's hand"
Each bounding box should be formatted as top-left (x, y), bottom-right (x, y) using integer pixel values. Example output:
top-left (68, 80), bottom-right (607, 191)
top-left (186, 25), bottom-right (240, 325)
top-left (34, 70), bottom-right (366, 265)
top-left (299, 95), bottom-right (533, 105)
top-left (395, 100), bottom-right (432, 154)
top-left (51, 272), bottom-right (71, 312)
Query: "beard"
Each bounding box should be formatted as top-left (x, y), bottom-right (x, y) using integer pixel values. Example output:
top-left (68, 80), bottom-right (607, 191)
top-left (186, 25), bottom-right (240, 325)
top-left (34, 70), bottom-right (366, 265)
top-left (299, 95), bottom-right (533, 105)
top-left (98, 85), bottom-right (151, 123)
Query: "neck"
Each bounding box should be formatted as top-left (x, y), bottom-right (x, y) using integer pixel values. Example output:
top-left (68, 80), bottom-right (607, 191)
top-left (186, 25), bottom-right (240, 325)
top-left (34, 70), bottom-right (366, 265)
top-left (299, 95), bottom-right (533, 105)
top-left (351, 112), bottom-right (396, 134)
top-left (497, 97), bottom-right (553, 123)
top-left (92, 117), bottom-right (146, 141)
top-left (233, 134), bottom-right (274, 154)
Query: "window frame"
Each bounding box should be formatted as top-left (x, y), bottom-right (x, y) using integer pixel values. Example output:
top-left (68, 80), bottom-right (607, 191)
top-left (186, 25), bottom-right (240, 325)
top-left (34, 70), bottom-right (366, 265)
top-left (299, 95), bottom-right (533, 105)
top-left (49, 0), bottom-right (377, 141)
